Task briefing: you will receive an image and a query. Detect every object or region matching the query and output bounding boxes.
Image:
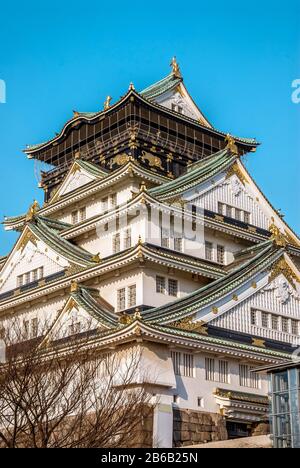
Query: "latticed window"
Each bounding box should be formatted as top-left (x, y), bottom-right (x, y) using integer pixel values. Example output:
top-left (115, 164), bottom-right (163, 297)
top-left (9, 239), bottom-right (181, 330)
top-left (79, 207), bottom-right (86, 221)
top-left (71, 211), bottom-right (79, 224)
top-left (226, 205), bottom-right (232, 218)
top-left (156, 276), bottom-right (166, 294)
top-left (272, 314), bottom-right (279, 331)
top-left (282, 317), bottom-right (289, 333)
top-left (205, 358), bottom-right (215, 381)
top-left (161, 229), bottom-right (170, 248)
top-left (17, 275), bottom-right (23, 288)
top-left (31, 318), bottom-right (38, 338)
top-left (171, 351), bottom-right (181, 375)
top-left (251, 310), bottom-right (257, 326)
top-left (218, 202), bottom-right (224, 215)
top-left (205, 241), bottom-right (213, 261)
top-left (182, 353), bottom-right (194, 377)
top-left (168, 279), bottom-right (178, 297)
top-left (128, 285), bottom-right (136, 308)
top-left (261, 311), bottom-right (269, 328)
top-left (239, 364), bottom-right (260, 389)
top-left (291, 320), bottom-right (299, 336)
top-left (124, 228), bottom-right (132, 249)
top-left (244, 211), bottom-right (250, 224)
top-left (112, 233), bottom-right (121, 253)
top-left (235, 208), bottom-right (242, 221)
top-left (101, 197), bottom-right (108, 212)
top-left (218, 360), bottom-right (229, 384)
top-left (174, 237), bottom-right (183, 252)
top-left (23, 320), bottom-right (30, 339)
top-left (217, 245), bottom-right (225, 264)
top-left (117, 288), bottom-right (126, 311)
top-left (110, 193), bottom-right (117, 208)
top-left (32, 269), bottom-right (38, 282)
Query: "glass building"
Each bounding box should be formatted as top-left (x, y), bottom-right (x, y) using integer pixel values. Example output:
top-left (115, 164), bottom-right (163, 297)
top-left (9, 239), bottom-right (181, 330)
top-left (257, 362), bottom-right (300, 448)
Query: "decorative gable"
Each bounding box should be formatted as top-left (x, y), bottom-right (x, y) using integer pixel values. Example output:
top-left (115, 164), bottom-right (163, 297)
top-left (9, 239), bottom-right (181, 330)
top-left (51, 161), bottom-right (98, 202)
top-left (43, 297), bottom-right (101, 343)
top-left (0, 227), bottom-right (69, 295)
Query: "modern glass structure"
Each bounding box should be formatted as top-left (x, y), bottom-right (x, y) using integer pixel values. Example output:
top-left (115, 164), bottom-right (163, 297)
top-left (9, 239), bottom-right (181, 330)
top-left (257, 362), bottom-right (300, 448)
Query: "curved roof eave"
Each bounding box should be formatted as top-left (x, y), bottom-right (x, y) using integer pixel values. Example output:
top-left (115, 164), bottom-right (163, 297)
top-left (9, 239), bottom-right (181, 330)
top-left (24, 90), bottom-right (259, 156)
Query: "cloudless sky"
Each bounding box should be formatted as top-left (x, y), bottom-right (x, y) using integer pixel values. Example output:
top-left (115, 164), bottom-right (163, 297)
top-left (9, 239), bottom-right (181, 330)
top-left (0, 0), bottom-right (299, 256)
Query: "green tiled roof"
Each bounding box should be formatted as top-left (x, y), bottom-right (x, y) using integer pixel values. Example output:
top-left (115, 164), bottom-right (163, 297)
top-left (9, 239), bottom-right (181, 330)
top-left (74, 159), bottom-right (108, 178)
top-left (148, 323), bottom-right (290, 359)
top-left (71, 286), bottom-right (118, 328)
top-left (150, 148), bottom-right (236, 200)
top-left (140, 72), bottom-right (182, 100)
top-left (142, 240), bottom-right (282, 323)
top-left (29, 217), bottom-right (98, 267)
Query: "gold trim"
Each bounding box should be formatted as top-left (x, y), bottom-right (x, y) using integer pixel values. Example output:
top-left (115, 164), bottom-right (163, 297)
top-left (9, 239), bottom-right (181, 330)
top-left (17, 230), bottom-right (37, 252)
top-left (141, 151), bottom-right (164, 171)
top-left (269, 258), bottom-right (300, 289)
top-left (252, 338), bottom-right (265, 348)
top-left (226, 162), bottom-right (248, 185)
top-left (225, 134), bottom-right (238, 155)
top-left (170, 314), bottom-right (208, 335)
top-left (269, 223), bottom-right (287, 247)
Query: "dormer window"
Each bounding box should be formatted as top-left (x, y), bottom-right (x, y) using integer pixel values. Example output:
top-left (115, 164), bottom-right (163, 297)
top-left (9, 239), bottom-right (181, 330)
top-left (71, 207), bottom-right (86, 224)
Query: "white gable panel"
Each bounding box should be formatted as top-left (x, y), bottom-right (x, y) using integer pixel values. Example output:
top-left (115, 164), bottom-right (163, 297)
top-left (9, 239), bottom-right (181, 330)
top-left (211, 273), bottom-right (300, 346)
top-left (155, 90), bottom-right (200, 121)
top-left (48, 303), bottom-right (100, 342)
top-left (0, 239), bottom-right (68, 294)
top-left (190, 174), bottom-right (270, 230)
top-left (59, 170), bottom-right (95, 197)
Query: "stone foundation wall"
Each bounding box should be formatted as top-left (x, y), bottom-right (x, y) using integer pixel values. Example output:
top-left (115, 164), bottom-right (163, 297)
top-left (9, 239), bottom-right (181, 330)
top-left (250, 421), bottom-right (270, 437)
top-left (173, 409), bottom-right (228, 447)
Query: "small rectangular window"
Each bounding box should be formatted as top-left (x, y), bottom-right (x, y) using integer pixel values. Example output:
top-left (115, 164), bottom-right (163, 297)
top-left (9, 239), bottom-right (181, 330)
top-left (282, 317), bottom-right (289, 333)
top-left (124, 229), bottom-right (132, 250)
top-left (71, 211), bottom-right (78, 224)
top-left (174, 238), bottom-right (183, 252)
top-left (177, 106), bottom-right (183, 114)
top-left (79, 207), bottom-right (86, 222)
top-left (117, 288), bottom-right (126, 311)
top-left (38, 267), bottom-right (44, 280)
top-left (25, 272), bottom-right (31, 285)
top-left (205, 241), bottom-right (213, 261)
top-left (32, 269), bottom-right (38, 282)
top-left (128, 284), bottom-right (136, 308)
top-left (156, 276), bottom-right (166, 294)
top-left (205, 357), bottom-right (215, 381)
top-left (218, 202), bottom-right (224, 215)
top-left (101, 197), bottom-right (108, 212)
top-left (218, 360), bottom-right (229, 384)
top-left (161, 229), bottom-right (170, 249)
top-left (110, 193), bottom-right (117, 208)
top-left (31, 318), bottom-right (38, 338)
top-left (251, 310), bottom-right (257, 326)
top-left (112, 233), bottom-right (121, 254)
top-left (182, 353), bottom-right (194, 377)
top-left (168, 279), bottom-right (178, 297)
top-left (261, 311), bottom-right (269, 328)
top-left (17, 275), bottom-right (23, 288)
top-left (217, 245), bottom-right (225, 264)
top-left (244, 212), bottom-right (250, 224)
top-left (291, 320), bottom-right (298, 336)
top-left (171, 351), bottom-right (181, 375)
top-left (23, 320), bottom-right (30, 340)
top-left (226, 205), bottom-right (232, 218)
top-left (235, 208), bottom-right (242, 221)
top-left (272, 314), bottom-right (279, 331)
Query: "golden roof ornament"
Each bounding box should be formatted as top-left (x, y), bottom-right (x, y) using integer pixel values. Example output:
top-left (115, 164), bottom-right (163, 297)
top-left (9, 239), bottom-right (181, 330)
top-left (73, 110), bottom-right (79, 118)
top-left (70, 281), bottom-right (79, 293)
top-left (170, 57), bottom-right (181, 78)
top-left (104, 95), bottom-right (112, 110)
top-left (74, 150), bottom-right (81, 160)
top-left (269, 223), bottom-right (287, 247)
top-left (225, 134), bottom-right (238, 155)
top-left (26, 200), bottom-right (40, 222)
top-left (129, 82), bottom-right (135, 91)
top-left (92, 253), bottom-right (101, 263)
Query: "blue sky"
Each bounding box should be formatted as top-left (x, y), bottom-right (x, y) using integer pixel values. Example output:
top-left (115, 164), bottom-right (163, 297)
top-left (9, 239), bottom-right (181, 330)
top-left (0, 0), bottom-right (299, 256)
